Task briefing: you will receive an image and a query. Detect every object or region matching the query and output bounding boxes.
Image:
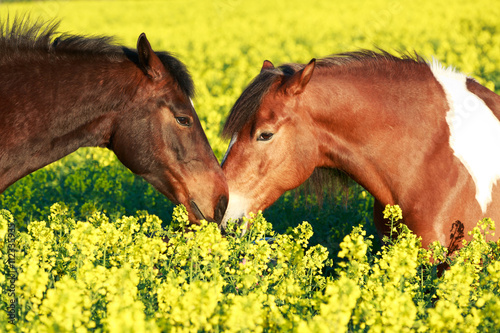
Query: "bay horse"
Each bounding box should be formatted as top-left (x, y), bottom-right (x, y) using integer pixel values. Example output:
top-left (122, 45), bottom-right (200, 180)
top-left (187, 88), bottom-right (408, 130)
top-left (221, 50), bottom-right (500, 250)
top-left (0, 18), bottom-right (228, 224)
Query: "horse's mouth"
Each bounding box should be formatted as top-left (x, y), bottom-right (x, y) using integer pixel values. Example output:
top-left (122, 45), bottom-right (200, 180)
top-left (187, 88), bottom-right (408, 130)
top-left (190, 200), bottom-right (207, 221)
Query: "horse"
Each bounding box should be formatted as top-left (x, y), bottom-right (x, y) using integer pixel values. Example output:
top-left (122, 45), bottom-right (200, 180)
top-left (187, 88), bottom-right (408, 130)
top-left (0, 18), bottom-right (228, 224)
top-left (220, 50), bottom-right (500, 250)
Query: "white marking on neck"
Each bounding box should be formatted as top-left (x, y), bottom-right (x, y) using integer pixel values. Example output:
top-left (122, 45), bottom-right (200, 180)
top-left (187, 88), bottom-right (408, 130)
top-left (430, 60), bottom-right (500, 213)
top-left (221, 133), bottom-right (238, 165)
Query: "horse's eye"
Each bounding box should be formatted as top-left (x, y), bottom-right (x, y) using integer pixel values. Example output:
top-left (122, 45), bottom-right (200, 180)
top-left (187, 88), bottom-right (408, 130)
top-left (175, 117), bottom-right (191, 127)
top-left (257, 132), bottom-right (273, 141)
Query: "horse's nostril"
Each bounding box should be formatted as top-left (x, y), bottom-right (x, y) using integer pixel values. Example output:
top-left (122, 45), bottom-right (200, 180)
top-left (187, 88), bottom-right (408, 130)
top-left (214, 195), bottom-right (228, 223)
top-left (190, 200), bottom-right (206, 221)
top-left (190, 196), bottom-right (227, 223)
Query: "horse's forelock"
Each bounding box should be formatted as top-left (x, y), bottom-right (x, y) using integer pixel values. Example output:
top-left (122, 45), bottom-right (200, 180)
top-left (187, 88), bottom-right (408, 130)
top-left (156, 52), bottom-right (195, 99)
top-left (222, 69), bottom-right (286, 139)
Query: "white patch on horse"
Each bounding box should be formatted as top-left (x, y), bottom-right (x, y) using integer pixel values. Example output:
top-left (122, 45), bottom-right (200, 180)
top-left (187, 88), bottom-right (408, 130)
top-left (430, 60), bottom-right (500, 213)
top-left (221, 192), bottom-right (248, 228)
top-left (190, 98), bottom-right (195, 108)
top-left (221, 133), bottom-right (238, 166)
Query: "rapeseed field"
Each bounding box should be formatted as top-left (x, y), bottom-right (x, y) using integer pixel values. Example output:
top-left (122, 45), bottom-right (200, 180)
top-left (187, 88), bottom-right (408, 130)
top-left (1, 0), bottom-right (500, 331)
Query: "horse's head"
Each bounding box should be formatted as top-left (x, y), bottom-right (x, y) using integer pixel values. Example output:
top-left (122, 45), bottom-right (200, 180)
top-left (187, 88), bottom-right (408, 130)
top-left (111, 34), bottom-right (228, 224)
top-left (221, 59), bottom-right (318, 227)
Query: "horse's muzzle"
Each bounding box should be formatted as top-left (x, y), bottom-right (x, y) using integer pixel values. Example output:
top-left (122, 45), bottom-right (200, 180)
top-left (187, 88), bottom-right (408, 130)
top-left (214, 195), bottom-right (228, 224)
top-left (190, 195), bottom-right (228, 224)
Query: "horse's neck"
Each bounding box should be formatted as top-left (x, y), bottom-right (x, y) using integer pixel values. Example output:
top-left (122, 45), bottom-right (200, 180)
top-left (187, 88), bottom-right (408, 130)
top-left (308, 69), bottom-right (456, 207)
top-left (0, 59), bottom-right (135, 192)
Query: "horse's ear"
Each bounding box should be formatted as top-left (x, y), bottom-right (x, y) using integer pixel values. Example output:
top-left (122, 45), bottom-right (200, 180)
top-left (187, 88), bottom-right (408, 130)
top-left (284, 58), bottom-right (316, 95)
top-left (261, 60), bottom-right (274, 73)
top-left (137, 33), bottom-right (165, 80)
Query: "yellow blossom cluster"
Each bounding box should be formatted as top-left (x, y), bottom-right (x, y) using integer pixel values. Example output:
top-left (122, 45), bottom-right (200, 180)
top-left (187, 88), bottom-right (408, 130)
top-left (1, 0), bottom-right (500, 331)
top-left (1, 204), bottom-right (500, 331)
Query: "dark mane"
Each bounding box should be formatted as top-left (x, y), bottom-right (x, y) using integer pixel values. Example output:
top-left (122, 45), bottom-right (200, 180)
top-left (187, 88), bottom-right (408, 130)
top-left (222, 50), bottom-right (426, 139)
top-left (315, 49), bottom-right (426, 68)
top-left (0, 17), bottom-right (194, 98)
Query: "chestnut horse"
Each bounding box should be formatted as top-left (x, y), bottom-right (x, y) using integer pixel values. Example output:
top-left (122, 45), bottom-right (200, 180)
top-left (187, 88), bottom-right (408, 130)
top-left (0, 18), bottom-right (228, 224)
top-left (221, 51), bottom-right (500, 249)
